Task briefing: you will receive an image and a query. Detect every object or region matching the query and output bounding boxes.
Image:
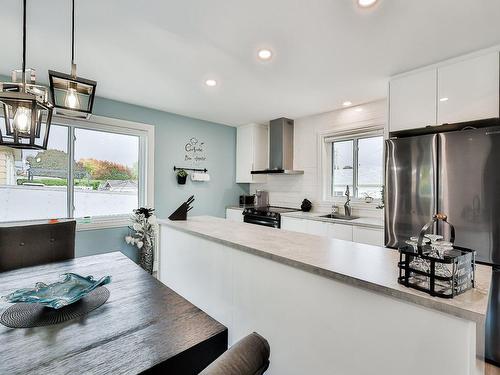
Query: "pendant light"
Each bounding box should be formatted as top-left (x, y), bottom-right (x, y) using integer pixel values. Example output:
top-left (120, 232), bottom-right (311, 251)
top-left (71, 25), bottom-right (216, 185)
top-left (0, 0), bottom-right (54, 150)
top-left (49, 0), bottom-right (97, 118)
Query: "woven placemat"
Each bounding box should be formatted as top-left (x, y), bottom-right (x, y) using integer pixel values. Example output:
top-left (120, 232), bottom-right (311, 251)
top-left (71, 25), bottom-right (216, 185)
top-left (1, 286), bottom-right (110, 328)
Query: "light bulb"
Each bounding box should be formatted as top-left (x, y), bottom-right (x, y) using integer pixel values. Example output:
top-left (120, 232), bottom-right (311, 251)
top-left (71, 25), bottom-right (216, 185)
top-left (358, 0), bottom-right (378, 7)
top-left (257, 49), bottom-right (273, 61)
top-left (65, 88), bottom-right (80, 109)
top-left (205, 79), bottom-right (217, 87)
top-left (13, 107), bottom-right (31, 133)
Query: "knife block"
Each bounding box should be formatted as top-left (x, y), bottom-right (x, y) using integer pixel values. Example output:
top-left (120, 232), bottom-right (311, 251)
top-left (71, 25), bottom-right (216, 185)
top-left (168, 203), bottom-right (188, 221)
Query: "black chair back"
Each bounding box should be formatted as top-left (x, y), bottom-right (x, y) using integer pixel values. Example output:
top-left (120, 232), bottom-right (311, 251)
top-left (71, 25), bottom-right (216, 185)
top-left (0, 220), bottom-right (76, 272)
top-left (200, 332), bottom-right (270, 375)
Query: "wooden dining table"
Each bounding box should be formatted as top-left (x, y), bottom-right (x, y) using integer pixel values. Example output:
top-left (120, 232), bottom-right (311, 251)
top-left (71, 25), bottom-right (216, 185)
top-left (0, 252), bottom-right (228, 375)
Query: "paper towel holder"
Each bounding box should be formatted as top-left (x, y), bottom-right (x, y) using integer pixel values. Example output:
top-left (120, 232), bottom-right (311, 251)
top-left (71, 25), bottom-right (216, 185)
top-left (173, 166), bottom-right (208, 173)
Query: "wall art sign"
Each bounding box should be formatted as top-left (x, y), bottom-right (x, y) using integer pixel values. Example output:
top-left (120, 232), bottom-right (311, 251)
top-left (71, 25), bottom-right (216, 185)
top-left (184, 137), bottom-right (206, 163)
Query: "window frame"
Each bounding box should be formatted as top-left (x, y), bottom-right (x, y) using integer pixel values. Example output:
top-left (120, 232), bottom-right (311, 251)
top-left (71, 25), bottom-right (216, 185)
top-left (319, 125), bottom-right (384, 205)
top-left (42, 114), bottom-right (154, 230)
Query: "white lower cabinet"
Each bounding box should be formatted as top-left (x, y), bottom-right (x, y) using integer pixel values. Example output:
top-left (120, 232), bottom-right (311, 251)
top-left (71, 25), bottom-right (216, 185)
top-left (281, 217), bottom-right (308, 234)
top-left (226, 208), bottom-right (244, 222)
top-left (281, 216), bottom-right (384, 245)
top-left (353, 226), bottom-right (385, 246)
top-left (327, 223), bottom-right (353, 241)
top-left (305, 220), bottom-right (328, 236)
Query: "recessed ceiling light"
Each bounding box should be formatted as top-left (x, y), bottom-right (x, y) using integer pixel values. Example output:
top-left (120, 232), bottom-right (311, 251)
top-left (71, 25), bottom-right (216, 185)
top-left (357, 0), bottom-right (378, 8)
top-left (440, 97), bottom-right (449, 102)
top-left (342, 101), bottom-right (352, 107)
top-left (258, 49), bottom-right (273, 61)
top-left (205, 79), bottom-right (217, 87)
top-left (355, 107), bottom-right (363, 112)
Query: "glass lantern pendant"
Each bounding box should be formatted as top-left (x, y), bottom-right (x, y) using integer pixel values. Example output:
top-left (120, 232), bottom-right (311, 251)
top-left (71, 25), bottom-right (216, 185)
top-left (0, 0), bottom-right (53, 150)
top-left (49, 0), bottom-right (97, 118)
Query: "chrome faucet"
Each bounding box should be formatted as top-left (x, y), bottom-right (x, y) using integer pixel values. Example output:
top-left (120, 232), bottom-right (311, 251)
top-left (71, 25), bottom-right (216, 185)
top-left (344, 185), bottom-right (352, 217)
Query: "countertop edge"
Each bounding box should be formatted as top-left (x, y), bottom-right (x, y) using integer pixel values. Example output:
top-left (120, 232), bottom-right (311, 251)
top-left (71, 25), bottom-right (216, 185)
top-left (280, 212), bottom-right (384, 229)
top-left (159, 219), bottom-right (485, 324)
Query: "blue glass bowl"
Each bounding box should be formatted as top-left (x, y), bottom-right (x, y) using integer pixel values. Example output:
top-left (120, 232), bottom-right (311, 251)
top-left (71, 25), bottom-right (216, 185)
top-left (2, 273), bottom-right (111, 309)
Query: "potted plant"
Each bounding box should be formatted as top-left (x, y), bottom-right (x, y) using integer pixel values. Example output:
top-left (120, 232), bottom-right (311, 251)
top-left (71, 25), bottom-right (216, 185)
top-left (376, 186), bottom-right (385, 209)
top-left (176, 169), bottom-right (188, 184)
top-left (363, 192), bottom-right (374, 204)
top-left (125, 207), bottom-right (157, 274)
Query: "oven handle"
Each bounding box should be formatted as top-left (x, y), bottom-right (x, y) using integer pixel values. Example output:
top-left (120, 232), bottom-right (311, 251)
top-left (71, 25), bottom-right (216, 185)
top-left (243, 215), bottom-right (279, 228)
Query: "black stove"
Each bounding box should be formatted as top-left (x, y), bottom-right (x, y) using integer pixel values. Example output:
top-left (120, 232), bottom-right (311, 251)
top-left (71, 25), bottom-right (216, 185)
top-left (243, 206), bottom-right (300, 228)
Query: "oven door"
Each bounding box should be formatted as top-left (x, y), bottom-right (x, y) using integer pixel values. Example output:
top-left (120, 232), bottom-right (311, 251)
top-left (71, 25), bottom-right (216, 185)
top-left (243, 214), bottom-right (280, 228)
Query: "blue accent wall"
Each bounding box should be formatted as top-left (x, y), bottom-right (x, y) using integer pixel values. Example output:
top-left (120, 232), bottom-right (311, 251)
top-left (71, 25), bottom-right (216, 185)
top-left (74, 97), bottom-right (248, 261)
top-left (76, 227), bottom-right (139, 262)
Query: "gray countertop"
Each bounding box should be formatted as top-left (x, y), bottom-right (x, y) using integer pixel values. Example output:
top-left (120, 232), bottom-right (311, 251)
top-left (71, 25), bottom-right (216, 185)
top-left (226, 206), bottom-right (384, 229)
top-left (159, 216), bottom-right (491, 324)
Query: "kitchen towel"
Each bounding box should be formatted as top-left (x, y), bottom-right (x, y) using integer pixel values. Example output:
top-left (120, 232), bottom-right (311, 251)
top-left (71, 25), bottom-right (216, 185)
top-left (191, 173), bottom-right (210, 182)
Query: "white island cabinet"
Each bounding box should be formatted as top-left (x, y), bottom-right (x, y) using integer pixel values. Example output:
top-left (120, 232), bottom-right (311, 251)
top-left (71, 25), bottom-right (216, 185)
top-left (158, 217), bottom-right (490, 375)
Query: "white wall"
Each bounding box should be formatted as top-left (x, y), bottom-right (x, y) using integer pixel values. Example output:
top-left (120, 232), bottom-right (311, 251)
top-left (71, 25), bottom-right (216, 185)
top-left (250, 99), bottom-right (387, 218)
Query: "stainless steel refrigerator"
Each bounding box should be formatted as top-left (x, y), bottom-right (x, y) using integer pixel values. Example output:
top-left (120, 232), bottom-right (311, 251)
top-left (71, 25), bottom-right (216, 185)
top-left (385, 125), bottom-right (500, 365)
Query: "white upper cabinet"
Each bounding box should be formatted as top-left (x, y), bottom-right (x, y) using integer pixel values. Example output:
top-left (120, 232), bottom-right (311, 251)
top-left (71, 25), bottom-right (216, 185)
top-left (389, 69), bottom-right (437, 132)
top-left (437, 52), bottom-right (500, 125)
top-left (236, 123), bottom-right (268, 183)
top-left (389, 50), bottom-right (500, 133)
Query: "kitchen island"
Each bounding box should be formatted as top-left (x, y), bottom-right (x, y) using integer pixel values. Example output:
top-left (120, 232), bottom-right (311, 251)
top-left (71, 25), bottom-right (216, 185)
top-left (158, 216), bottom-right (492, 375)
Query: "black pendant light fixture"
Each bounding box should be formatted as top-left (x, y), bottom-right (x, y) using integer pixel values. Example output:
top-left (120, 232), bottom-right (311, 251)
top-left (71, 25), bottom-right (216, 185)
top-left (0, 0), bottom-right (54, 150)
top-left (49, 0), bottom-right (97, 118)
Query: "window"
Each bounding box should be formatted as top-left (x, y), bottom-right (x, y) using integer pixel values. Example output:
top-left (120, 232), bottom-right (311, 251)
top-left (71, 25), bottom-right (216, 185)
top-left (73, 128), bottom-right (139, 218)
top-left (0, 115), bottom-right (152, 225)
top-left (328, 132), bottom-right (383, 200)
top-left (0, 124), bottom-right (68, 222)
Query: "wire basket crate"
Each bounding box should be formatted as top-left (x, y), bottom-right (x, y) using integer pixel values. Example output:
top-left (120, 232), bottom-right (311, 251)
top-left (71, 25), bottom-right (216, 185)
top-left (398, 213), bottom-right (476, 299)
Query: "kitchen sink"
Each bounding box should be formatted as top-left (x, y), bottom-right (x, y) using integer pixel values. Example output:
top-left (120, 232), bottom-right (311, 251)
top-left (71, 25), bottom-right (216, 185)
top-left (319, 214), bottom-right (359, 221)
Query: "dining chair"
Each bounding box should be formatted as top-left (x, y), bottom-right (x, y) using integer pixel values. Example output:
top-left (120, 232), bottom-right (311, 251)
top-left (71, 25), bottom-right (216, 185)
top-left (0, 220), bottom-right (76, 272)
top-left (199, 332), bottom-right (270, 375)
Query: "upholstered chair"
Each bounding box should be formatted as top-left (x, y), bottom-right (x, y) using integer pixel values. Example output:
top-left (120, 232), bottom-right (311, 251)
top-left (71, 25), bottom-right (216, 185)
top-left (200, 332), bottom-right (270, 375)
top-left (0, 220), bottom-right (76, 272)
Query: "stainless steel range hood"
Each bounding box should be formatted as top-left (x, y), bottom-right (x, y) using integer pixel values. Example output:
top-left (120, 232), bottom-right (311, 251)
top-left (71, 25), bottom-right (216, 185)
top-left (251, 117), bottom-right (304, 175)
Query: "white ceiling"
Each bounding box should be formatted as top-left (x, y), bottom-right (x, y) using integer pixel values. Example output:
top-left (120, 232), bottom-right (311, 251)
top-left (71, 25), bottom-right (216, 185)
top-left (1, 0), bottom-right (500, 126)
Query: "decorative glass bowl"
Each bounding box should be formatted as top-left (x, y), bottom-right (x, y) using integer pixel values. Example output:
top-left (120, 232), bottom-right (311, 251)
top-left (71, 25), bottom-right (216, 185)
top-left (2, 273), bottom-right (111, 309)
